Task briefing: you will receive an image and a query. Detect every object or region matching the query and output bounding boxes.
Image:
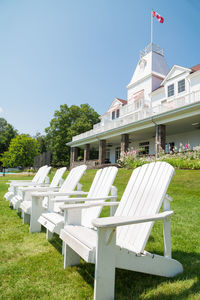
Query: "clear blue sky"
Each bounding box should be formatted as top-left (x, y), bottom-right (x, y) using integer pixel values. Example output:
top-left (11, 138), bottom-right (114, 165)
top-left (0, 0), bottom-right (199, 135)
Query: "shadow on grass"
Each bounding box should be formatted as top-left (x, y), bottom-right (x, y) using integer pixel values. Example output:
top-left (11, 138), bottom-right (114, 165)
top-left (17, 211), bottom-right (21, 218)
top-left (49, 233), bottom-right (63, 254)
top-left (37, 227), bottom-right (200, 299)
top-left (75, 250), bottom-right (200, 300)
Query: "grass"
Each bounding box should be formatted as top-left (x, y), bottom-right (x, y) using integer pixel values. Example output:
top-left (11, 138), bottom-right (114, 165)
top-left (0, 169), bottom-right (200, 299)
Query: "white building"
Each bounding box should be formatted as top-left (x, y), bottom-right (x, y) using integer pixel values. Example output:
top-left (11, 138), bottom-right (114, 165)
top-left (68, 43), bottom-right (200, 167)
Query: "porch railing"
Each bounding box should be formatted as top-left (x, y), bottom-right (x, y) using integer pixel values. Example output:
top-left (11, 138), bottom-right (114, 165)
top-left (72, 90), bottom-right (200, 142)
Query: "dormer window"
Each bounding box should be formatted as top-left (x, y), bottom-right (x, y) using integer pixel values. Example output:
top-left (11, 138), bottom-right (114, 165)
top-left (112, 109), bottom-right (120, 120)
top-left (112, 111), bottom-right (115, 120)
top-left (168, 84), bottom-right (174, 97)
top-left (178, 79), bottom-right (185, 93)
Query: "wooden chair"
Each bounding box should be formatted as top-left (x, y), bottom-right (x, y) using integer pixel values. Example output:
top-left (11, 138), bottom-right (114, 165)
top-left (4, 165), bottom-right (48, 202)
top-left (10, 166), bottom-right (51, 210)
top-left (60, 162), bottom-right (183, 300)
top-left (20, 167), bottom-right (67, 224)
top-left (31, 166), bottom-right (118, 244)
top-left (28, 165), bottom-right (88, 234)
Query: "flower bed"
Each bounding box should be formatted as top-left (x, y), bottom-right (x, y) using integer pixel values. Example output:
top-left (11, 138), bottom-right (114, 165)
top-left (118, 145), bottom-right (200, 170)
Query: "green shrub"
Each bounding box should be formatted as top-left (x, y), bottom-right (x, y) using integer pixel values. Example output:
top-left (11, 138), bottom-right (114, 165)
top-left (118, 148), bottom-right (200, 170)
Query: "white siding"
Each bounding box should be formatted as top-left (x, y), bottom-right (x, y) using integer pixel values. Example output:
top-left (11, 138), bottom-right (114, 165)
top-left (190, 73), bottom-right (200, 92)
top-left (166, 130), bottom-right (200, 150)
top-left (127, 77), bottom-right (152, 103)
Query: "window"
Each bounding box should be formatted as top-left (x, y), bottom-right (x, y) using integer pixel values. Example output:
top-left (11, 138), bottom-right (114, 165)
top-left (106, 149), bottom-right (110, 160)
top-left (168, 84), bottom-right (174, 97)
top-left (116, 109), bottom-right (120, 118)
top-left (169, 142), bottom-right (175, 152)
top-left (165, 142), bottom-right (175, 153)
top-left (115, 147), bottom-right (121, 162)
top-left (178, 79), bottom-right (185, 93)
top-left (139, 142), bottom-right (149, 154)
top-left (112, 111), bottom-right (115, 120)
top-left (105, 149), bottom-right (111, 163)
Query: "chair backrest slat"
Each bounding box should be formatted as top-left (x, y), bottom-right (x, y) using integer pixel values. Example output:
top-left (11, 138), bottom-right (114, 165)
top-left (50, 167), bottom-right (66, 187)
top-left (116, 162), bottom-right (174, 254)
top-left (32, 166), bottom-right (47, 183)
top-left (59, 165), bottom-right (87, 193)
top-left (81, 167), bottom-right (118, 228)
top-left (53, 165), bottom-right (87, 211)
top-left (38, 166), bottom-right (51, 184)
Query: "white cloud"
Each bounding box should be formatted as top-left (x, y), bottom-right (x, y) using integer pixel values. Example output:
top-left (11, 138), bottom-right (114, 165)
top-left (0, 107), bottom-right (3, 113)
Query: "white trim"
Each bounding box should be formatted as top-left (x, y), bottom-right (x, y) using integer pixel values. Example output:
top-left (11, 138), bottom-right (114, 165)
top-left (151, 86), bottom-right (164, 95)
top-left (127, 73), bottom-right (152, 89)
top-left (161, 65), bottom-right (191, 85)
top-left (188, 69), bottom-right (200, 79)
top-left (67, 102), bottom-right (200, 147)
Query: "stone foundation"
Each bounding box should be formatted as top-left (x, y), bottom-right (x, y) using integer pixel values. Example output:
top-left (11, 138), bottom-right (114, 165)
top-left (70, 160), bottom-right (120, 170)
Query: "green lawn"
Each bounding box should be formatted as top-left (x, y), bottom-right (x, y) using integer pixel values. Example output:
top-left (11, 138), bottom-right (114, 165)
top-left (0, 169), bottom-right (200, 300)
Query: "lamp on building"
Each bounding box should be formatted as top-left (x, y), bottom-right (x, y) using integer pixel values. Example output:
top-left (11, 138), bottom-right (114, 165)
top-left (192, 122), bottom-right (200, 129)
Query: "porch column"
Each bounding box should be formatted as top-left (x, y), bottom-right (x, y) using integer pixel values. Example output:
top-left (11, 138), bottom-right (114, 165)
top-left (84, 144), bottom-right (90, 163)
top-left (155, 125), bottom-right (166, 157)
top-left (121, 134), bottom-right (129, 154)
top-left (99, 140), bottom-right (106, 165)
top-left (70, 147), bottom-right (79, 164)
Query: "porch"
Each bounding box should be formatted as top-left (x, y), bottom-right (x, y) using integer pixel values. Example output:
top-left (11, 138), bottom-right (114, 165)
top-left (68, 101), bottom-right (200, 168)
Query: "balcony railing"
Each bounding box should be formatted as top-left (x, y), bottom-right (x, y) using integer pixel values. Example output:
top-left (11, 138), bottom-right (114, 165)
top-left (140, 43), bottom-right (164, 58)
top-left (72, 90), bottom-right (200, 142)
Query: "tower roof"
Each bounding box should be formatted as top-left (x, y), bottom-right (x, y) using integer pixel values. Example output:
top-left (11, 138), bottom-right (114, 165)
top-left (127, 43), bottom-right (170, 89)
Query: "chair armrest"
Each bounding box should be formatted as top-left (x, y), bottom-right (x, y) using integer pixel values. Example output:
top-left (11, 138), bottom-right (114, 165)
top-left (52, 196), bottom-right (117, 203)
top-left (60, 202), bottom-right (119, 210)
top-left (92, 211), bottom-right (174, 228)
top-left (31, 191), bottom-right (88, 197)
top-left (165, 194), bottom-right (173, 202)
top-left (12, 182), bottom-right (49, 187)
top-left (20, 186), bottom-right (60, 192)
top-left (7, 180), bottom-right (32, 184)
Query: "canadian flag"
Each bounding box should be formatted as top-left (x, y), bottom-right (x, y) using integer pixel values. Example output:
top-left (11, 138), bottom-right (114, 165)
top-left (152, 11), bottom-right (164, 23)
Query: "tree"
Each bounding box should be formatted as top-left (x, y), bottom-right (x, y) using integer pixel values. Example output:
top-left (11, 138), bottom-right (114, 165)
top-left (1, 134), bottom-right (40, 168)
top-left (0, 118), bottom-right (17, 154)
top-left (34, 132), bottom-right (47, 153)
top-left (45, 104), bottom-right (100, 166)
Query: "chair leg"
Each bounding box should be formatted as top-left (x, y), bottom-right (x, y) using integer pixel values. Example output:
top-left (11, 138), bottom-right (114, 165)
top-left (46, 229), bottom-right (53, 240)
top-left (64, 243), bottom-right (80, 269)
top-left (163, 218), bottom-right (171, 258)
top-left (30, 196), bottom-right (42, 233)
top-left (94, 228), bottom-right (116, 300)
top-left (23, 212), bottom-right (30, 224)
top-left (62, 241), bottom-right (64, 256)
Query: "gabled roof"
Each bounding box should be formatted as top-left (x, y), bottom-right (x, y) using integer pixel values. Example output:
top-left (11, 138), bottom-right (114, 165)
top-left (115, 98), bottom-right (127, 105)
top-left (152, 63), bottom-right (200, 93)
top-left (105, 97), bottom-right (127, 114)
top-left (161, 65), bottom-right (191, 85)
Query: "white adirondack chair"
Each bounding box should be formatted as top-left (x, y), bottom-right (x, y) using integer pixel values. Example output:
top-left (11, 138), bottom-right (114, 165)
top-left (28, 164), bottom-right (88, 234)
top-left (32, 166), bottom-right (118, 245)
top-left (4, 165), bottom-right (47, 202)
top-left (10, 166), bottom-right (51, 210)
top-left (19, 167), bottom-right (67, 224)
top-left (60, 162), bottom-right (183, 300)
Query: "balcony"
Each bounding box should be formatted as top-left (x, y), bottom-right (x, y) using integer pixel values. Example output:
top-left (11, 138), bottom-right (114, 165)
top-left (72, 90), bottom-right (200, 142)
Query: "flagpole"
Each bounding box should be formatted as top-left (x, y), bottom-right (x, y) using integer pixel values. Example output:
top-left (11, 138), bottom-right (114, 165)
top-left (151, 9), bottom-right (153, 45)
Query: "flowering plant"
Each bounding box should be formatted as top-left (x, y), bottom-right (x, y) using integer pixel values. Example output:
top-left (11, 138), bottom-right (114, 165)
top-left (118, 143), bottom-right (200, 170)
